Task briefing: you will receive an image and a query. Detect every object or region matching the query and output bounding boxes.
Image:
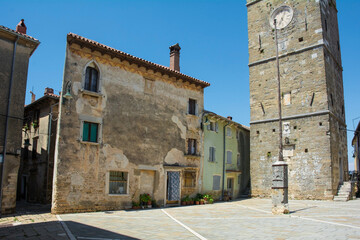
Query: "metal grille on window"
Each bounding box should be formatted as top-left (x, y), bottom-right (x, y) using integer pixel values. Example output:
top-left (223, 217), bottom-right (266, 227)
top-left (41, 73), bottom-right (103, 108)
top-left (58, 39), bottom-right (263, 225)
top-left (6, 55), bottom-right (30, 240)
top-left (109, 171), bottom-right (127, 194)
top-left (184, 172), bottom-right (195, 187)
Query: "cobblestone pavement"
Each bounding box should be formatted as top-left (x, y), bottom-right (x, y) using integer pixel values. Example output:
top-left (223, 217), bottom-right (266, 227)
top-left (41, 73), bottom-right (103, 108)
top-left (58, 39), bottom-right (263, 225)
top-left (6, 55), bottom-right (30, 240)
top-left (0, 201), bottom-right (68, 239)
top-left (2, 199), bottom-right (360, 239)
top-left (58, 198), bottom-right (360, 240)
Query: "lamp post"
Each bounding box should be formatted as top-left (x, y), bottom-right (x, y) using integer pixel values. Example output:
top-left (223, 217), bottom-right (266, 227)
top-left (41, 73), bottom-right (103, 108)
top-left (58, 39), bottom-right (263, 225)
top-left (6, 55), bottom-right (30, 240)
top-left (271, 19), bottom-right (289, 214)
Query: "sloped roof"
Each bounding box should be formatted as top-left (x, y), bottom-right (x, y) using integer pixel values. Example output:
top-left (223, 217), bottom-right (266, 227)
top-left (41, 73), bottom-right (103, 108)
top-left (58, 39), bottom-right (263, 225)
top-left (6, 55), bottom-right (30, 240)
top-left (67, 33), bottom-right (210, 88)
top-left (204, 110), bottom-right (250, 131)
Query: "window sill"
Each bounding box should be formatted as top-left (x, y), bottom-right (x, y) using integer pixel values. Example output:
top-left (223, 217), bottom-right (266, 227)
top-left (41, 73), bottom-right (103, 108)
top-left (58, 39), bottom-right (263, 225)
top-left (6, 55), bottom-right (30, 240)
top-left (108, 194), bottom-right (129, 196)
top-left (184, 154), bottom-right (201, 160)
top-left (79, 89), bottom-right (103, 98)
top-left (80, 140), bottom-right (100, 146)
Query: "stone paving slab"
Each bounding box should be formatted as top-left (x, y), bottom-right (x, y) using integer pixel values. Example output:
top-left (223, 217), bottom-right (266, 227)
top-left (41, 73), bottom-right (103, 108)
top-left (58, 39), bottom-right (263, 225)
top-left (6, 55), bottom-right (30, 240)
top-left (0, 201), bottom-right (69, 239)
top-left (58, 198), bottom-right (360, 240)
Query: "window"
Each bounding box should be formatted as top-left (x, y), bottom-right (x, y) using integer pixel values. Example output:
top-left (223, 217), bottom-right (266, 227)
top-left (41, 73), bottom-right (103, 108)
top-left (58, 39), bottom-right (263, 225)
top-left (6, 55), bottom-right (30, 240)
top-left (32, 137), bottom-right (38, 160)
top-left (226, 127), bottom-right (232, 137)
top-left (85, 66), bottom-right (99, 92)
top-left (188, 99), bottom-right (197, 115)
top-left (213, 175), bottom-right (221, 190)
top-left (184, 171), bottom-right (196, 188)
top-left (187, 139), bottom-right (197, 155)
top-left (82, 122), bottom-right (99, 142)
top-left (109, 171), bottom-right (127, 194)
top-left (237, 153), bottom-right (240, 166)
top-left (208, 122), bottom-right (218, 132)
top-left (226, 151), bottom-right (232, 164)
top-left (209, 147), bottom-right (216, 162)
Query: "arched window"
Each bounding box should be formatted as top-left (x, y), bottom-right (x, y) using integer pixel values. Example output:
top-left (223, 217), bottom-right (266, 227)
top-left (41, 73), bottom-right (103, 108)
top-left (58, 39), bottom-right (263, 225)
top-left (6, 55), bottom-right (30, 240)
top-left (85, 66), bottom-right (99, 92)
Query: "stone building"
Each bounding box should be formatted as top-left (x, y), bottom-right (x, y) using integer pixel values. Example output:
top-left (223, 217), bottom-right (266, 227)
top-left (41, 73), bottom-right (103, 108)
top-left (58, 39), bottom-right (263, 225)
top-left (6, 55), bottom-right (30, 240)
top-left (352, 122), bottom-right (360, 172)
top-left (202, 111), bottom-right (250, 200)
top-left (51, 33), bottom-right (210, 213)
top-left (247, 0), bottom-right (348, 199)
top-left (17, 88), bottom-right (59, 204)
top-left (0, 20), bottom-right (39, 214)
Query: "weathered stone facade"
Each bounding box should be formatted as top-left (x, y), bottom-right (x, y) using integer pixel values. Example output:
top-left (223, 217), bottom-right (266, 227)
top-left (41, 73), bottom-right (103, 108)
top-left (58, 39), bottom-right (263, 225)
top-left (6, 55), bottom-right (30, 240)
top-left (247, 0), bottom-right (348, 199)
top-left (51, 33), bottom-right (209, 213)
top-left (0, 22), bottom-right (39, 214)
top-left (17, 89), bottom-right (59, 204)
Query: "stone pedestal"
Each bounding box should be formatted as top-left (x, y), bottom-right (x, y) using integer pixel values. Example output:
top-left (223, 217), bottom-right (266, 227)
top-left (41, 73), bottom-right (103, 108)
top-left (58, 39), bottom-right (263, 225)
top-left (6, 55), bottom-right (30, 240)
top-left (272, 161), bottom-right (289, 214)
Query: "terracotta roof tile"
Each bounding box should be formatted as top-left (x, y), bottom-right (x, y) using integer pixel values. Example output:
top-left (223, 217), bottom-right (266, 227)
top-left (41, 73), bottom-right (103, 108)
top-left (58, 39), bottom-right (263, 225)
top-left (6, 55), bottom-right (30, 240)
top-left (67, 33), bottom-right (210, 88)
top-left (0, 25), bottom-right (39, 42)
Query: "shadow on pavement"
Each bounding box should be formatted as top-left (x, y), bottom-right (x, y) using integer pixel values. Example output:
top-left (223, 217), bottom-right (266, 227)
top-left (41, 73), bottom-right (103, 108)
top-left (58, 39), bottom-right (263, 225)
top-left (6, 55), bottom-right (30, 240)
top-left (65, 220), bottom-right (139, 240)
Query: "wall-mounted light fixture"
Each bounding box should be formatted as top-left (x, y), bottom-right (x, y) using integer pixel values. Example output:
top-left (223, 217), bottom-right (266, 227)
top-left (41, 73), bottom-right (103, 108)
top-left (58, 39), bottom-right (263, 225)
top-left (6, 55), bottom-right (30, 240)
top-left (63, 80), bottom-right (73, 101)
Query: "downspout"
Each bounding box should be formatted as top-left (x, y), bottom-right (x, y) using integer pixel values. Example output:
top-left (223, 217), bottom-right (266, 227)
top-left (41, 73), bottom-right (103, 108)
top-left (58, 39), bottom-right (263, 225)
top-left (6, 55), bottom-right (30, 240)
top-left (45, 102), bottom-right (58, 203)
top-left (0, 36), bottom-right (19, 214)
top-left (221, 121), bottom-right (230, 201)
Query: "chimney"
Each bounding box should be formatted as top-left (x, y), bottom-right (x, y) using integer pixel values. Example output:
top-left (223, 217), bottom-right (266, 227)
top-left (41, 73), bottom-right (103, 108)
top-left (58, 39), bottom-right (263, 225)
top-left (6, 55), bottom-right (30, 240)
top-left (30, 91), bottom-right (35, 103)
top-left (227, 116), bottom-right (233, 121)
top-left (16, 19), bottom-right (27, 34)
top-left (169, 43), bottom-right (181, 72)
top-left (44, 87), bottom-right (54, 95)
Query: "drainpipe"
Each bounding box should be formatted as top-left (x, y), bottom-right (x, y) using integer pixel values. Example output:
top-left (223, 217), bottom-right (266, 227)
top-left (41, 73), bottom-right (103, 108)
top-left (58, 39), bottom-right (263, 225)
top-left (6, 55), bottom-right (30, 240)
top-left (0, 36), bottom-right (19, 214)
top-left (221, 121), bottom-right (230, 201)
top-left (45, 102), bottom-right (58, 203)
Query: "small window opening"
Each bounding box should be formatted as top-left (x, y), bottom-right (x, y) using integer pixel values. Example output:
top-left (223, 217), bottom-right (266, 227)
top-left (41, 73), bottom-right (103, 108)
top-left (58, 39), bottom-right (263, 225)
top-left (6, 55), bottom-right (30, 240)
top-left (294, 126), bottom-right (297, 130)
top-left (342, 105), bottom-right (344, 115)
top-left (305, 149), bottom-right (308, 153)
top-left (272, 129), bottom-right (275, 132)
top-left (298, 37), bottom-right (304, 42)
top-left (337, 41), bottom-right (340, 51)
top-left (85, 66), bottom-right (99, 92)
top-left (319, 122), bottom-right (322, 126)
top-left (330, 94), bottom-right (334, 106)
top-left (256, 130), bottom-right (260, 134)
top-left (188, 99), bottom-right (197, 115)
top-left (325, 19), bottom-right (328, 32)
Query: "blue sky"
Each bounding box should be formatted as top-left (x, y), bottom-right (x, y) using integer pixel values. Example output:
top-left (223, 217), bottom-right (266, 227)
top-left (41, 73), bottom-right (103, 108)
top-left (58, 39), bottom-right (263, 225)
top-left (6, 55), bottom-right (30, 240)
top-left (2, 0), bottom-right (359, 169)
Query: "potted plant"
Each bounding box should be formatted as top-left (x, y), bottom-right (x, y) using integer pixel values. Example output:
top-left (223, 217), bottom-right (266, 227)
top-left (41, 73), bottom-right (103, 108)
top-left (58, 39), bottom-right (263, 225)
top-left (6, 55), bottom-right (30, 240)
top-left (32, 120), bottom-right (38, 129)
top-left (195, 198), bottom-right (200, 205)
top-left (189, 197), bottom-right (195, 205)
top-left (181, 197), bottom-right (187, 206)
top-left (184, 195), bottom-right (191, 205)
top-left (132, 201), bottom-right (140, 210)
top-left (200, 199), bottom-right (205, 205)
top-left (140, 193), bottom-right (151, 207)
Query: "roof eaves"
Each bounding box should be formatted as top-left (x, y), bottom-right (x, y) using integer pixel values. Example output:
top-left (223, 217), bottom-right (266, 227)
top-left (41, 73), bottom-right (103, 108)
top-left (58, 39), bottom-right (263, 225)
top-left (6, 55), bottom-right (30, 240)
top-left (204, 110), bottom-right (250, 131)
top-left (0, 25), bottom-right (40, 56)
top-left (67, 33), bottom-right (210, 88)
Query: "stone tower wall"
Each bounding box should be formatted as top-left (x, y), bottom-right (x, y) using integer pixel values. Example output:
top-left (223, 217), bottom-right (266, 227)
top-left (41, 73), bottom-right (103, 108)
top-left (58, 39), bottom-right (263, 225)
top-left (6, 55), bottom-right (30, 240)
top-left (247, 0), bottom-right (347, 199)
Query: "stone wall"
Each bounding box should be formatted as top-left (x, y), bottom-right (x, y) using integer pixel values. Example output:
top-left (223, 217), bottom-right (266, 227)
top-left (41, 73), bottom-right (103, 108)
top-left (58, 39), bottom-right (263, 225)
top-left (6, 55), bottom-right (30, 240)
top-left (51, 39), bottom-right (206, 213)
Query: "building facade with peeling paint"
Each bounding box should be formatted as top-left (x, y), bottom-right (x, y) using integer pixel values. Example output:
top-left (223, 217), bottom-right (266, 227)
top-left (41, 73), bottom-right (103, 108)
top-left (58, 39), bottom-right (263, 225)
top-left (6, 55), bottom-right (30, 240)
top-left (202, 111), bottom-right (250, 200)
top-left (51, 33), bottom-right (210, 213)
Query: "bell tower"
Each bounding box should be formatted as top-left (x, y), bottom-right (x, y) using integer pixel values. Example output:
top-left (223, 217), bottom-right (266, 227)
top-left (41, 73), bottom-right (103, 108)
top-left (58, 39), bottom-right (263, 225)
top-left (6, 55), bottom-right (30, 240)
top-left (247, 0), bottom-right (348, 199)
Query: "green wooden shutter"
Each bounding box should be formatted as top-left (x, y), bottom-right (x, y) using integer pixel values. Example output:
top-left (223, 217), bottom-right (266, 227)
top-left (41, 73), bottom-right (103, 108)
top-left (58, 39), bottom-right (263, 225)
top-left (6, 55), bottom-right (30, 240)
top-left (90, 123), bottom-right (98, 142)
top-left (83, 122), bottom-right (89, 141)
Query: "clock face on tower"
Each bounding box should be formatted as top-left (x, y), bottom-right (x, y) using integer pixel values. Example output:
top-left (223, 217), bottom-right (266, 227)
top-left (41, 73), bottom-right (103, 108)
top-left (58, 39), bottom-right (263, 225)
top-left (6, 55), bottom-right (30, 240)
top-left (269, 6), bottom-right (294, 29)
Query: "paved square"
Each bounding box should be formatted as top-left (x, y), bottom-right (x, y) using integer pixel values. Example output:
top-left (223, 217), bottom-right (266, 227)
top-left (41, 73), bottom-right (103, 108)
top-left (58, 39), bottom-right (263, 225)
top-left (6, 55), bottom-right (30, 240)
top-left (58, 198), bottom-right (360, 240)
